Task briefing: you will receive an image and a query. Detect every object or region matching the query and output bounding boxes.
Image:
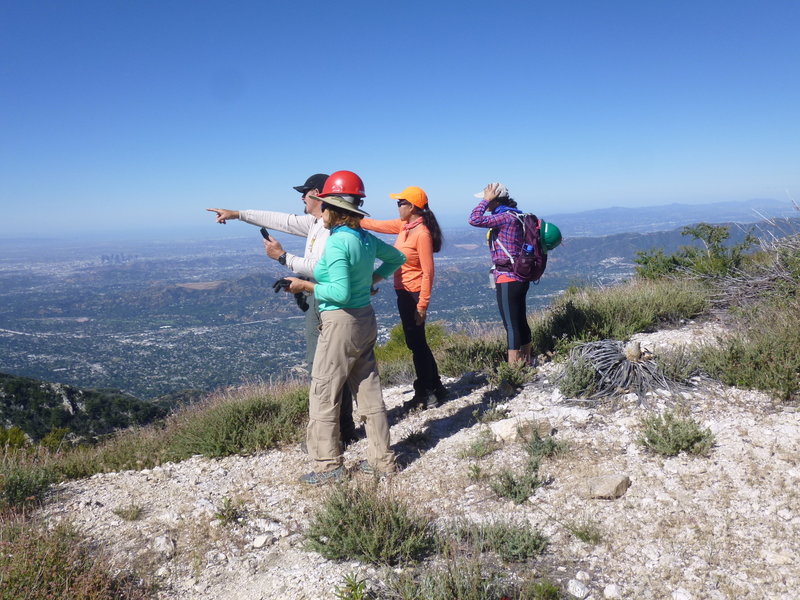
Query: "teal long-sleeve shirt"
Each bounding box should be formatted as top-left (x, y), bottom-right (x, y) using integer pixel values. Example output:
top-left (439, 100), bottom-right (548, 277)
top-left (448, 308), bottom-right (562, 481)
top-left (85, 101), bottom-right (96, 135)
top-left (313, 226), bottom-right (406, 311)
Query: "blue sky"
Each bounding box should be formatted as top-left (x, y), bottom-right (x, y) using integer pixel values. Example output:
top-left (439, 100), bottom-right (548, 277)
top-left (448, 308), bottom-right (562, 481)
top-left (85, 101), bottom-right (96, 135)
top-left (2, 0), bottom-right (799, 238)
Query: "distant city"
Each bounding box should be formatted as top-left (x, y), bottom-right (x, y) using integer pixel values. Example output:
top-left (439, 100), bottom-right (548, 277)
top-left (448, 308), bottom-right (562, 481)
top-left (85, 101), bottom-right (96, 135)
top-left (1, 198), bottom-right (796, 401)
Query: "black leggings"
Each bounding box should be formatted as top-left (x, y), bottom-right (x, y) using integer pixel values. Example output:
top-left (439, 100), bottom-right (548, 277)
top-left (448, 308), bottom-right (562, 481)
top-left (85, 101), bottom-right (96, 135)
top-left (396, 289), bottom-right (442, 394)
top-left (495, 280), bottom-right (531, 350)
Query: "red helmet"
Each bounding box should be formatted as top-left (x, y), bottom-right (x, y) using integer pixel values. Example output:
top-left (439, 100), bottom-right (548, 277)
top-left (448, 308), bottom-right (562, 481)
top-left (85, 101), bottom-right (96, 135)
top-left (319, 170), bottom-right (366, 198)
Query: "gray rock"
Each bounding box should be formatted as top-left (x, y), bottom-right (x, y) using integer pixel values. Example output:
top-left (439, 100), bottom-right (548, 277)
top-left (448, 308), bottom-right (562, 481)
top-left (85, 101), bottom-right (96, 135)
top-left (580, 474), bottom-right (631, 499)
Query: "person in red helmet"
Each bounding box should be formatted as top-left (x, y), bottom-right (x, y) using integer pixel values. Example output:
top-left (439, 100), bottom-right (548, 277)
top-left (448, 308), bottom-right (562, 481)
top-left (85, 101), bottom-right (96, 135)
top-left (280, 171), bottom-right (406, 484)
top-left (206, 174), bottom-right (360, 448)
top-left (361, 186), bottom-right (448, 411)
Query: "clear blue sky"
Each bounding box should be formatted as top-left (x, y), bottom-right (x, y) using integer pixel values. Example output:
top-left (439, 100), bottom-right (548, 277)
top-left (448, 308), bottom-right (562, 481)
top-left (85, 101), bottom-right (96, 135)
top-left (2, 0), bottom-right (799, 238)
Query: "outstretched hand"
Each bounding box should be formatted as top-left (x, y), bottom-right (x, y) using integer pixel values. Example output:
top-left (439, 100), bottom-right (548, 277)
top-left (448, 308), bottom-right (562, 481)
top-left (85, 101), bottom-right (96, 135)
top-left (206, 208), bottom-right (240, 224)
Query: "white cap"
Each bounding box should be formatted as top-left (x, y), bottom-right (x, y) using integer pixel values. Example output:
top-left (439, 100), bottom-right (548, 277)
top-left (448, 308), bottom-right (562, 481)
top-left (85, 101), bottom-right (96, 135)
top-left (474, 183), bottom-right (509, 199)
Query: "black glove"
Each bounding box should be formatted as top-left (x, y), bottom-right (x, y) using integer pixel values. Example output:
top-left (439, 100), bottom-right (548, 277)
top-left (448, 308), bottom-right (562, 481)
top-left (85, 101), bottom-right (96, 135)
top-left (272, 278), bottom-right (290, 293)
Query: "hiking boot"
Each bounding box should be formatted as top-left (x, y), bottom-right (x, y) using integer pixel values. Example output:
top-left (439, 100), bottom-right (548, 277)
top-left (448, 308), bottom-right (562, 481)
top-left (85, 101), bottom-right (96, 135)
top-left (433, 385), bottom-right (449, 402)
top-left (299, 465), bottom-right (347, 486)
top-left (356, 460), bottom-right (395, 478)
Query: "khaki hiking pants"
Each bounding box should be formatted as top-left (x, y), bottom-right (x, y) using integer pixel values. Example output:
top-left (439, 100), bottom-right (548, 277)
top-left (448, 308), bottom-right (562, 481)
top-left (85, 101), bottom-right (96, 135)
top-left (306, 306), bottom-right (396, 474)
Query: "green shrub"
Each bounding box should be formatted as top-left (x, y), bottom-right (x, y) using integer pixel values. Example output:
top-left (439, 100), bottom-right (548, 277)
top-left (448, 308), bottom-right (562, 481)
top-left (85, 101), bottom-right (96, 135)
top-left (490, 468), bottom-right (543, 504)
top-left (447, 520), bottom-right (548, 562)
top-left (638, 411), bottom-right (715, 456)
top-left (386, 557), bottom-right (561, 600)
top-left (305, 481), bottom-right (434, 565)
top-left (0, 515), bottom-right (151, 599)
top-left (488, 361), bottom-right (535, 395)
top-left (556, 356), bottom-right (599, 398)
top-left (165, 385), bottom-right (308, 460)
top-left (437, 336), bottom-right (506, 376)
top-left (0, 427), bottom-right (27, 450)
top-left (653, 347), bottom-right (702, 383)
top-left (0, 450), bottom-right (56, 509)
top-left (635, 223), bottom-right (757, 279)
top-left (530, 279), bottom-right (709, 356)
top-left (700, 302), bottom-right (800, 401)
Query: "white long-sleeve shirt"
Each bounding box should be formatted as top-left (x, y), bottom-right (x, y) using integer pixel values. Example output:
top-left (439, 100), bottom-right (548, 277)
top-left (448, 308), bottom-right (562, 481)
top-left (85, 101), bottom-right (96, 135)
top-left (239, 210), bottom-right (328, 280)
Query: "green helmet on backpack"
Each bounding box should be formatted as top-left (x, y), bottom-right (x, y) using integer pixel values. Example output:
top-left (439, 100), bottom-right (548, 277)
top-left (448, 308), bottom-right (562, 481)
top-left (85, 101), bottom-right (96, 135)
top-left (539, 221), bottom-right (562, 253)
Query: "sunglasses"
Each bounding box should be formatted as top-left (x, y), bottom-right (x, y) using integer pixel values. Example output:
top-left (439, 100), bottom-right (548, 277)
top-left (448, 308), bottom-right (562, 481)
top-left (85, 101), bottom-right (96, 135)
top-left (321, 202), bottom-right (330, 212)
top-left (396, 199), bottom-right (411, 207)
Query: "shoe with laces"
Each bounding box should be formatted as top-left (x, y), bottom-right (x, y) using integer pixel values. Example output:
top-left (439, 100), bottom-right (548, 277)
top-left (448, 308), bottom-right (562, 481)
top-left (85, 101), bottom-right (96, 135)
top-left (299, 465), bottom-right (347, 485)
top-left (356, 460), bottom-right (395, 478)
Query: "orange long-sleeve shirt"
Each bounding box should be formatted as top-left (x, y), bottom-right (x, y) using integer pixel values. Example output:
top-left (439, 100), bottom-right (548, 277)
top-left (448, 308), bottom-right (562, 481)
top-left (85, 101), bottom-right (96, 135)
top-left (360, 217), bottom-right (434, 311)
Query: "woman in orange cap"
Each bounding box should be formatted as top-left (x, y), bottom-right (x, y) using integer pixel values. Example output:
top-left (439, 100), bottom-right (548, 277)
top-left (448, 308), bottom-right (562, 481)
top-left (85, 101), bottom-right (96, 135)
top-left (361, 186), bottom-right (447, 411)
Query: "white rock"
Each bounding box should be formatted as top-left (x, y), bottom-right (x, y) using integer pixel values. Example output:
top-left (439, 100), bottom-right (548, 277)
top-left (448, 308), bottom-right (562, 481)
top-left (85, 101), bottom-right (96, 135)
top-left (152, 535), bottom-right (176, 559)
top-left (576, 570), bottom-right (591, 582)
top-left (603, 583), bottom-right (621, 598)
top-left (672, 588), bottom-right (692, 600)
top-left (567, 578), bottom-right (590, 598)
top-left (252, 534), bottom-right (273, 549)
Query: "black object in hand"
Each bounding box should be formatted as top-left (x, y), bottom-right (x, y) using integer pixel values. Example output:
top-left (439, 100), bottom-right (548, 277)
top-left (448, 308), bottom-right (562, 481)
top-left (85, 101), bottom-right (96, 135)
top-left (272, 278), bottom-right (290, 292)
top-left (260, 227), bottom-right (271, 240)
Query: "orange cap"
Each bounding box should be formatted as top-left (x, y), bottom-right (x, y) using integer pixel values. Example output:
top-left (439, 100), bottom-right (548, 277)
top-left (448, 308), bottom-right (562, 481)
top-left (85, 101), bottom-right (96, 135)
top-left (389, 186), bottom-right (428, 209)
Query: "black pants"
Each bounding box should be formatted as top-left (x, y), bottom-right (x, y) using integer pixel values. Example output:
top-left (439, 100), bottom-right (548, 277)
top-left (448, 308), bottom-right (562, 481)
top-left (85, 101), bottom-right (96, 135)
top-left (396, 289), bottom-right (442, 395)
top-left (495, 280), bottom-right (532, 350)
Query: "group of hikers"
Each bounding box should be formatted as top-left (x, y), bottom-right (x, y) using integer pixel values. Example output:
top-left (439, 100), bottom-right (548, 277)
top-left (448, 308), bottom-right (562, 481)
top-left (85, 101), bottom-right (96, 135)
top-left (207, 170), bottom-right (554, 484)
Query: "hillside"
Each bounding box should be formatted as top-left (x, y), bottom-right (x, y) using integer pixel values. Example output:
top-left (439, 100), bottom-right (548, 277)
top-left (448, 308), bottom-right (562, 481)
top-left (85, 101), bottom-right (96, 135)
top-left (38, 320), bottom-right (799, 599)
top-left (0, 372), bottom-right (167, 442)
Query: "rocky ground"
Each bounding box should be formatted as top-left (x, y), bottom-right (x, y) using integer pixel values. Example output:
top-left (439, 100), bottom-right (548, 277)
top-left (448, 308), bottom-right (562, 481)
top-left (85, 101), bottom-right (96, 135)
top-left (39, 319), bottom-right (799, 599)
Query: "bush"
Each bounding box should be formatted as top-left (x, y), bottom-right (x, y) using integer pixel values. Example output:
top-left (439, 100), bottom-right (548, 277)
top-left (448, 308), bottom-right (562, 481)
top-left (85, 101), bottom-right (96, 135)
top-left (531, 279), bottom-right (709, 356)
top-left (165, 385), bottom-right (308, 460)
top-left (0, 514), bottom-right (151, 600)
top-left (638, 411), bottom-right (715, 456)
top-left (700, 302), bottom-right (800, 401)
top-left (447, 520), bottom-right (548, 562)
top-left (556, 356), bottom-right (599, 398)
top-left (305, 481), bottom-right (434, 565)
top-left (0, 450), bottom-right (56, 509)
top-left (437, 335), bottom-right (506, 377)
top-left (635, 223), bottom-right (757, 279)
top-left (386, 557), bottom-right (561, 600)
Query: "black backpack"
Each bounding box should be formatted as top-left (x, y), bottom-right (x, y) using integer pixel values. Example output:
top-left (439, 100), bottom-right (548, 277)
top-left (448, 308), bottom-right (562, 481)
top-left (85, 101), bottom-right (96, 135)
top-left (492, 213), bottom-right (548, 283)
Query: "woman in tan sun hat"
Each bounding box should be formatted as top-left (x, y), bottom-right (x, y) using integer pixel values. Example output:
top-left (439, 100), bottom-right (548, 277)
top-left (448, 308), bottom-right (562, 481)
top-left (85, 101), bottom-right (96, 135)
top-left (361, 186), bottom-right (447, 411)
top-left (282, 171), bottom-right (406, 484)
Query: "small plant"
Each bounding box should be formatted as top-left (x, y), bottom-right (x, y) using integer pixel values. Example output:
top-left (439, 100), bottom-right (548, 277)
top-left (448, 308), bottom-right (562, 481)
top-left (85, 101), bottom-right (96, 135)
top-left (113, 502), bottom-right (144, 521)
top-left (524, 431), bottom-right (567, 460)
top-left (459, 431), bottom-right (501, 460)
top-left (467, 463), bottom-right (487, 482)
top-left (305, 481), bottom-right (434, 565)
top-left (472, 401), bottom-right (510, 424)
top-left (213, 496), bottom-right (246, 526)
top-left (404, 429), bottom-right (429, 447)
top-left (334, 572), bottom-right (372, 600)
top-left (488, 362), bottom-right (535, 396)
top-left (565, 515), bottom-right (603, 545)
top-left (490, 468), bottom-right (543, 505)
top-left (638, 411), bottom-right (715, 456)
